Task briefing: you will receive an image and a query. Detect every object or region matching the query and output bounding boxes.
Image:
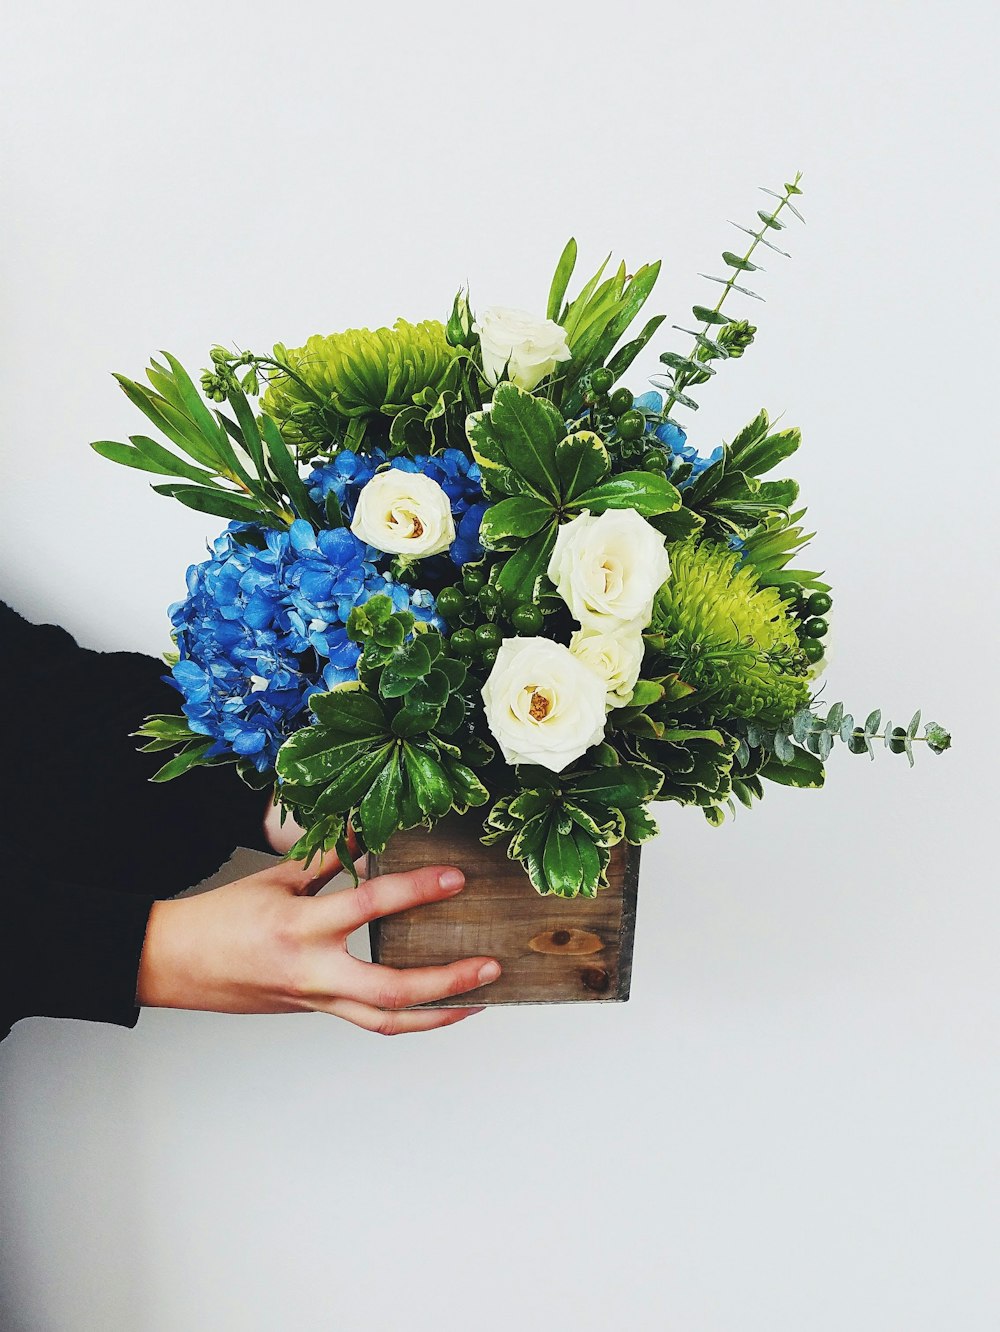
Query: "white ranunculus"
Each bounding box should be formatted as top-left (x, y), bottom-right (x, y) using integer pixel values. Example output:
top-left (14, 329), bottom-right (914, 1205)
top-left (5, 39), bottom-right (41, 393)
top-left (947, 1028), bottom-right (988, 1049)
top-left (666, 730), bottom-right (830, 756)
top-left (570, 626), bottom-right (645, 708)
top-left (547, 508), bottom-right (671, 632)
top-left (481, 637), bottom-right (608, 773)
top-left (473, 306), bottom-right (572, 392)
top-left (350, 468), bottom-right (455, 558)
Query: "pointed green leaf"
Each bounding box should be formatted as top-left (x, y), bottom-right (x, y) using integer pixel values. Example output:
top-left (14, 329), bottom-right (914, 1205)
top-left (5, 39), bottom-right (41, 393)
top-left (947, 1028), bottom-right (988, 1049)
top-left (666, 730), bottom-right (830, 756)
top-left (91, 437), bottom-right (219, 485)
top-left (760, 748), bottom-right (825, 789)
top-left (541, 824), bottom-right (584, 898)
top-left (494, 526), bottom-right (557, 608)
top-left (259, 414), bottom-right (319, 522)
top-left (547, 237), bottom-right (578, 321)
top-left (358, 750), bottom-right (403, 854)
top-left (402, 744), bottom-right (453, 818)
top-left (150, 483), bottom-right (279, 525)
top-left (488, 384), bottom-right (563, 498)
top-left (307, 686), bottom-right (387, 735)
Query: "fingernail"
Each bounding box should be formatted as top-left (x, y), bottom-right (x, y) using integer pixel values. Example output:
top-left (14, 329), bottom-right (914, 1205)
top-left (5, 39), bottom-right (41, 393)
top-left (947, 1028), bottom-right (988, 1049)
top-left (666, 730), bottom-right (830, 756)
top-left (478, 961), bottom-right (501, 984)
top-left (439, 868), bottom-right (465, 893)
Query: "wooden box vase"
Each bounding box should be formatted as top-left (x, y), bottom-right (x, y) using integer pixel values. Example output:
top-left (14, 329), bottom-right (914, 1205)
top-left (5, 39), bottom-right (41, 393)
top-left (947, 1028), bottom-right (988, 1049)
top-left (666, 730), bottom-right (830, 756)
top-left (369, 815), bottom-right (640, 1005)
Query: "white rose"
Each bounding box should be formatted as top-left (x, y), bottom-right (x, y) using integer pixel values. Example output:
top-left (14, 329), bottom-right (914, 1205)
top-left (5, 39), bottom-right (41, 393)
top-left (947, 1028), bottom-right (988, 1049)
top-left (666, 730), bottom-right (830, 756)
top-left (473, 306), bottom-right (572, 392)
top-left (481, 637), bottom-right (608, 773)
top-left (350, 469), bottom-right (455, 558)
top-left (547, 508), bottom-right (671, 631)
top-left (570, 626), bottom-right (645, 708)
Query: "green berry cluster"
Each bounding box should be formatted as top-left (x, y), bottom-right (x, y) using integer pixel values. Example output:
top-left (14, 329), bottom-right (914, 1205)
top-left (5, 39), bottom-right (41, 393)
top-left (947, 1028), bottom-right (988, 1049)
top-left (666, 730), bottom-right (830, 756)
top-left (436, 565), bottom-right (504, 669)
top-left (437, 561), bottom-right (552, 670)
top-left (777, 586), bottom-right (832, 664)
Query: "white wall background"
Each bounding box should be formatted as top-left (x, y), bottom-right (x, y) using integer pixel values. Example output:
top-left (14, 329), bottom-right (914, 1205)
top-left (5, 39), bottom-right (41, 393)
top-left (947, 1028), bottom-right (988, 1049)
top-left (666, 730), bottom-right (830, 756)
top-left (2, 2), bottom-right (998, 1328)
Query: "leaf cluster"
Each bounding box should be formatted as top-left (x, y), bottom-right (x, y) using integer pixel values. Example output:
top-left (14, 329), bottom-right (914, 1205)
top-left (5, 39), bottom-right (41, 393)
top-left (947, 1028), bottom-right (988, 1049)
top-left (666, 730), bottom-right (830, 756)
top-left (274, 596), bottom-right (492, 868)
top-left (482, 750), bottom-right (662, 897)
top-left (546, 240), bottom-right (665, 414)
top-left (92, 355), bottom-right (322, 529)
top-left (683, 408), bottom-right (802, 538)
top-left (469, 383), bottom-right (682, 608)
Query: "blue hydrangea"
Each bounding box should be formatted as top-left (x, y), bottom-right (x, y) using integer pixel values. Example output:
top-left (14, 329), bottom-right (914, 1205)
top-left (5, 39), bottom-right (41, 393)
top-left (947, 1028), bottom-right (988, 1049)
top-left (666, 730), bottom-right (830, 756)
top-left (632, 391), bottom-right (724, 486)
top-left (168, 518), bottom-right (440, 772)
top-left (306, 449), bottom-right (387, 520)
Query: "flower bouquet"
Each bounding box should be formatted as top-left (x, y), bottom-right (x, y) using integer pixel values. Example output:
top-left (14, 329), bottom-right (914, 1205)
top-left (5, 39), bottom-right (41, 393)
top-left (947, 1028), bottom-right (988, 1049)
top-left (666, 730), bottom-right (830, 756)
top-left (94, 173), bottom-right (949, 1004)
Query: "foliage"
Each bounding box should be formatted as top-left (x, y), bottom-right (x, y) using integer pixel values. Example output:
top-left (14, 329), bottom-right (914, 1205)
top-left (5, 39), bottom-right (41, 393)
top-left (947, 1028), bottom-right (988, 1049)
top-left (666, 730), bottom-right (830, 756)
top-left (481, 752), bottom-right (662, 897)
top-left (274, 597), bottom-right (491, 869)
top-left (546, 240), bottom-right (665, 414)
top-left (92, 357), bottom-right (320, 528)
top-left (469, 383), bottom-right (681, 608)
top-left (743, 704), bottom-right (952, 769)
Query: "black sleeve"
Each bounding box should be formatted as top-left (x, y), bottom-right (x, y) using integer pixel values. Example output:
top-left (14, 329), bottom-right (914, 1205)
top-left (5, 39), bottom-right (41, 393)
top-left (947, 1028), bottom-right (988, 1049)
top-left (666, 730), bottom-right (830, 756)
top-left (1, 600), bottom-right (272, 1042)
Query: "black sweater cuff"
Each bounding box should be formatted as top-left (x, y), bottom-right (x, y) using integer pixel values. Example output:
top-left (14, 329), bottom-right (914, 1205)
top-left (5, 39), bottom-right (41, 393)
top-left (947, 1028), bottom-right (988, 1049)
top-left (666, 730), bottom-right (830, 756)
top-left (0, 878), bottom-right (156, 1042)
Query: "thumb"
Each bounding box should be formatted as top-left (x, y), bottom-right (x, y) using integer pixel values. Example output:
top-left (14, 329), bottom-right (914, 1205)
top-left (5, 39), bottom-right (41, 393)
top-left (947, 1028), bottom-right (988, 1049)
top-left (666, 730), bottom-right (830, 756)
top-left (267, 845), bottom-right (345, 897)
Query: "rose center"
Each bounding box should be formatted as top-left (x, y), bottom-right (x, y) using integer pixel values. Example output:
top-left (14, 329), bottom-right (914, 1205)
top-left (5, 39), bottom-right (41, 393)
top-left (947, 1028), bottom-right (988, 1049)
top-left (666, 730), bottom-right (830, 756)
top-left (387, 505), bottom-right (424, 539)
top-left (528, 688), bottom-right (551, 721)
top-left (599, 557), bottom-right (624, 599)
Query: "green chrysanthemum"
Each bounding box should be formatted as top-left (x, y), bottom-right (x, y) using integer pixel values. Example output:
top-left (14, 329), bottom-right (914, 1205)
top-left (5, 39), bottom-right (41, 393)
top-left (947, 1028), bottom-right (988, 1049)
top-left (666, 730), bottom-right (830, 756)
top-left (262, 319), bottom-right (461, 445)
top-left (652, 539), bottom-right (811, 723)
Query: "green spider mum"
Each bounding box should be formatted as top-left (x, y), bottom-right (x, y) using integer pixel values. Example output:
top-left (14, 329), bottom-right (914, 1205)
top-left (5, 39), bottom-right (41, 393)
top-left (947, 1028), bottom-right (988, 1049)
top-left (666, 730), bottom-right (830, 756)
top-left (651, 539), bottom-right (812, 723)
top-left (262, 319), bottom-right (461, 446)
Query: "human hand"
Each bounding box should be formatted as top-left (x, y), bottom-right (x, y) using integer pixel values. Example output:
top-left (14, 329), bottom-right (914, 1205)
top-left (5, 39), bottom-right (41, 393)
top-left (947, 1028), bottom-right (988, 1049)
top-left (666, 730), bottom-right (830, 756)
top-left (262, 794), bottom-right (307, 856)
top-left (136, 853), bottom-right (500, 1035)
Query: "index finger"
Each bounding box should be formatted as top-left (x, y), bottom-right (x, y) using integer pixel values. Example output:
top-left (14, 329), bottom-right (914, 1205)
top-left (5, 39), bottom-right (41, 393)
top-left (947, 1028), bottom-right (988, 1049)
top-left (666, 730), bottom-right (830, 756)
top-left (326, 864), bottom-right (466, 932)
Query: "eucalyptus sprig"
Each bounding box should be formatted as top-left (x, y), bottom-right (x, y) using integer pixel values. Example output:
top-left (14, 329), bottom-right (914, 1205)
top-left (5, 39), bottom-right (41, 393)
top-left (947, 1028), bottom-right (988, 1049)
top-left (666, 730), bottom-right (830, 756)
top-left (653, 173), bottom-right (804, 420)
top-left (744, 704), bottom-right (952, 770)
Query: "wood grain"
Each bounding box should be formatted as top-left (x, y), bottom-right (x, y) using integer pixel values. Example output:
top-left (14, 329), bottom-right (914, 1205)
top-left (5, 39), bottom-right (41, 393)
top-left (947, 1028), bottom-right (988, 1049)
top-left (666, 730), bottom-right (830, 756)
top-left (369, 816), bottom-right (640, 1006)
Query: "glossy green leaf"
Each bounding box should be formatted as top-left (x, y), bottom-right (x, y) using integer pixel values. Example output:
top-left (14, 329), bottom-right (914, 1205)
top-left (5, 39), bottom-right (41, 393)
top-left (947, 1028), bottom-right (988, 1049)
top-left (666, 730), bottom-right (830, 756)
top-left (403, 744), bottom-right (453, 818)
top-left (310, 743), bottom-right (395, 814)
top-left (542, 824), bottom-right (584, 897)
top-left (760, 749), bottom-right (825, 789)
top-left (571, 471), bottom-right (681, 516)
top-left (358, 751), bottom-right (403, 853)
top-left (486, 384), bottom-right (564, 497)
top-left (554, 430), bottom-right (609, 500)
top-left (494, 526), bottom-right (557, 608)
top-left (150, 740), bottom-right (217, 782)
top-left (308, 686), bottom-right (387, 735)
top-left (479, 495), bottom-right (554, 549)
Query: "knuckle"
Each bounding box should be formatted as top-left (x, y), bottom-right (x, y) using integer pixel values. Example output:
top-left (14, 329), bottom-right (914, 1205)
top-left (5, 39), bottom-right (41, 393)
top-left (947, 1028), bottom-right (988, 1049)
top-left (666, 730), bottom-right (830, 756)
top-left (448, 967), bottom-right (475, 997)
top-left (374, 979), bottom-right (407, 1011)
top-left (352, 880), bottom-right (378, 920)
top-left (274, 902), bottom-right (313, 1004)
top-left (373, 1012), bottom-right (400, 1037)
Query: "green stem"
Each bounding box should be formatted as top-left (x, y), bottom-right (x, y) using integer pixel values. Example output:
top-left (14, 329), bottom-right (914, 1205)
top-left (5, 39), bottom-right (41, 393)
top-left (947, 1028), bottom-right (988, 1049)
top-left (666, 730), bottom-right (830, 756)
top-left (251, 355), bottom-right (326, 406)
top-left (662, 172), bottom-right (802, 421)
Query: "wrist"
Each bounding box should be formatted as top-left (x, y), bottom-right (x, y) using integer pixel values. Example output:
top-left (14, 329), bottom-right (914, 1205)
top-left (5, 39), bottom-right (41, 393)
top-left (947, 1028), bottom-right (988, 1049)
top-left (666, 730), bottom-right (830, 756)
top-left (137, 898), bottom-right (201, 1009)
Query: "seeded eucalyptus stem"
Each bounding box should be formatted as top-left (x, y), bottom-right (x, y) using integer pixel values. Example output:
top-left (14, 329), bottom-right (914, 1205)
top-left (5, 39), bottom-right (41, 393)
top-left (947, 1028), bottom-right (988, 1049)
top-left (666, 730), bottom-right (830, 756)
top-left (660, 171), bottom-right (803, 420)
